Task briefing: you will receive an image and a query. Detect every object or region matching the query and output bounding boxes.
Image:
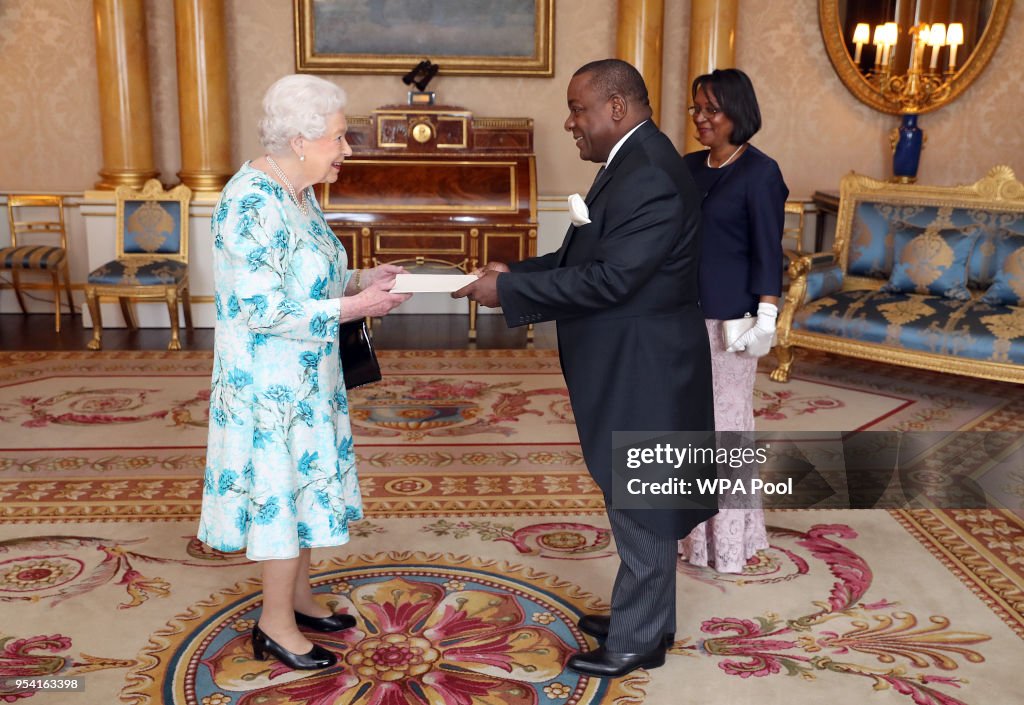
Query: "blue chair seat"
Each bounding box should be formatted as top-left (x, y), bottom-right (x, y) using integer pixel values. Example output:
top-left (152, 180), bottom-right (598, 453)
top-left (794, 289), bottom-right (1024, 365)
top-left (88, 258), bottom-right (188, 286)
top-left (1, 245), bottom-right (66, 270)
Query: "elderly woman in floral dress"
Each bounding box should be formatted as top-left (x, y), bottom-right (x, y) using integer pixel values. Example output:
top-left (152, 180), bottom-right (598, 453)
top-left (198, 74), bottom-right (410, 670)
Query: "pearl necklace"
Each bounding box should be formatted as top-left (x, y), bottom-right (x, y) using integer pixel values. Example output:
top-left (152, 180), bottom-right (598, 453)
top-left (265, 155), bottom-right (309, 216)
top-left (706, 143), bottom-right (745, 169)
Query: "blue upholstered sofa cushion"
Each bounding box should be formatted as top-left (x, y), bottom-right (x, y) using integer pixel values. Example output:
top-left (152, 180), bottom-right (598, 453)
top-left (793, 289), bottom-right (1024, 364)
top-left (881, 226), bottom-right (975, 301)
top-left (802, 261), bottom-right (844, 304)
top-left (981, 230), bottom-right (1024, 306)
top-left (848, 202), bottom-right (1024, 283)
top-left (88, 259), bottom-right (187, 286)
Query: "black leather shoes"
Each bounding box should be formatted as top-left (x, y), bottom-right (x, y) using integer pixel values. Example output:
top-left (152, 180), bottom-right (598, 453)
top-left (567, 644), bottom-right (667, 678)
top-left (294, 610), bottom-right (357, 632)
top-left (251, 625), bottom-right (337, 670)
top-left (577, 614), bottom-right (675, 646)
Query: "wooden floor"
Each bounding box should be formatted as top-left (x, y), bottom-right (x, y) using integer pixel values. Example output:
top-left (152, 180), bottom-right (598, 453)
top-left (0, 312), bottom-right (557, 352)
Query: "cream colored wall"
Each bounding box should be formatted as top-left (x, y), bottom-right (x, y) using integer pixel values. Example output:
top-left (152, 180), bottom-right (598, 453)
top-left (1, 0), bottom-right (1021, 200)
top-left (0, 0), bottom-right (103, 191)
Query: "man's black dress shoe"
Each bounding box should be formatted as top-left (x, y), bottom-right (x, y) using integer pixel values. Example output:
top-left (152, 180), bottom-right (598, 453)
top-left (567, 644), bottom-right (666, 678)
top-left (577, 614), bottom-right (675, 646)
top-left (294, 610), bottom-right (357, 632)
top-left (251, 625), bottom-right (337, 670)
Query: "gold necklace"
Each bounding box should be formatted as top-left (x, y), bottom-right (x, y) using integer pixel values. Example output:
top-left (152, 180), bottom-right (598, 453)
top-left (264, 155), bottom-right (309, 216)
top-left (706, 143), bottom-right (745, 169)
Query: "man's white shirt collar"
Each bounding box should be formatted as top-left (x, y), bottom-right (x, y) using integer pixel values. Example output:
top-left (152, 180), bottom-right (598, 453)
top-left (603, 120), bottom-right (648, 169)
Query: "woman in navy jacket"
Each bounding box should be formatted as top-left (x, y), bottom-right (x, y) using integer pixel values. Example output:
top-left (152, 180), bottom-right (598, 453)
top-left (679, 69), bottom-right (789, 573)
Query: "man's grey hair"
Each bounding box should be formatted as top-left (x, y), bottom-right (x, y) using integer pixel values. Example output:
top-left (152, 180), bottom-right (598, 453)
top-left (258, 74), bottom-right (347, 154)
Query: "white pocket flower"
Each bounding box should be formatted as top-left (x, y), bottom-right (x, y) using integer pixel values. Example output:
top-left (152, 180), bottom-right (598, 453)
top-left (568, 193), bottom-right (591, 227)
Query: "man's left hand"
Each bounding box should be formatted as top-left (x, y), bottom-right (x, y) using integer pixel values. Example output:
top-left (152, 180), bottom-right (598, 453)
top-left (452, 270), bottom-right (502, 308)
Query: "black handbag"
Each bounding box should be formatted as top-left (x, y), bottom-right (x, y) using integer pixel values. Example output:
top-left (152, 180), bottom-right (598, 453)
top-left (339, 319), bottom-right (382, 389)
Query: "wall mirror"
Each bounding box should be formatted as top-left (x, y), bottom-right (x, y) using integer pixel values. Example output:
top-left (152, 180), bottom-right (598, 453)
top-left (819, 0), bottom-right (1011, 114)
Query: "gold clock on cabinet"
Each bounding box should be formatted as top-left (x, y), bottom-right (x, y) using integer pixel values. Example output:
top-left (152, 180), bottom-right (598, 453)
top-left (411, 122), bottom-right (434, 143)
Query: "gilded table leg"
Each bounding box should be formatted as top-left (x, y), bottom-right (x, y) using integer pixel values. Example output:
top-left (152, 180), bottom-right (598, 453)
top-left (468, 300), bottom-right (478, 342)
top-left (166, 288), bottom-right (182, 350)
top-left (85, 287), bottom-right (104, 350)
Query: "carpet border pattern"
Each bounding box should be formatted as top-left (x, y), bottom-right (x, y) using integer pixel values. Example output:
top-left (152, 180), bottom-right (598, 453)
top-left (894, 508), bottom-right (1024, 639)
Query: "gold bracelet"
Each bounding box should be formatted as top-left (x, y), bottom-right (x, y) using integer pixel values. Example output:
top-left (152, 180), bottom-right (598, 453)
top-left (352, 269), bottom-right (362, 292)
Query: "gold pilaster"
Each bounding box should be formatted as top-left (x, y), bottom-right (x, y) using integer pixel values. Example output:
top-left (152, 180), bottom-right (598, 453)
top-left (616, 0), bottom-right (665, 123)
top-left (685, 0), bottom-right (738, 154)
top-left (93, 0), bottom-right (159, 190)
top-left (174, 0), bottom-right (233, 192)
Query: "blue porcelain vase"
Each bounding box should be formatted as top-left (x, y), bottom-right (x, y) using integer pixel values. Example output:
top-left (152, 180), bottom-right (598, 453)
top-left (892, 114), bottom-right (923, 182)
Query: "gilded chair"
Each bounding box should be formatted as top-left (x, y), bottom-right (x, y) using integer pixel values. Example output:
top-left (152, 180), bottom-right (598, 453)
top-left (85, 179), bottom-right (193, 350)
top-left (3, 194), bottom-right (75, 331)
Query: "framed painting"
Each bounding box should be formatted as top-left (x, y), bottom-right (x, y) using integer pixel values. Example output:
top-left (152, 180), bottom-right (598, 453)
top-left (294, 0), bottom-right (554, 77)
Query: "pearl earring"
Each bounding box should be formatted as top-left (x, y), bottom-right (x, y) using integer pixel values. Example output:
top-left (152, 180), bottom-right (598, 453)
top-left (300, 154), bottom-right (305, 162)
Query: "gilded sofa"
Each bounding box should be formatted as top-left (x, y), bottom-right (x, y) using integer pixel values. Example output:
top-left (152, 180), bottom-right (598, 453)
top-left (772, 166), bottom-right (1024, 384)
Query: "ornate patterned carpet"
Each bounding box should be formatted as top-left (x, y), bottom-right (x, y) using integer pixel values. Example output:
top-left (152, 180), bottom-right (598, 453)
top-left (1, 349), bottom-right (1022, 705)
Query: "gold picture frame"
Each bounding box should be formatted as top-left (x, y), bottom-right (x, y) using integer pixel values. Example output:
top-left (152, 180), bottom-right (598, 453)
top-left (294, 0), bottom-right (554, 77)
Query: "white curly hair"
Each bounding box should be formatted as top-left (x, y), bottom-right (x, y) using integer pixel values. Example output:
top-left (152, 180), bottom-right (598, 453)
top-left (258, 74), bottom-right (347, 154)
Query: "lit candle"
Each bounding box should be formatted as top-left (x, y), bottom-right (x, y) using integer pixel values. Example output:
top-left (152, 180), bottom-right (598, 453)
top-left (852, 23), bottom-right (870, 65)
top-left (946, 22), bottom-right (964, 71)
top-left (872, 24), bottom-right (885, 68)
top-left (911, 24), bottom-right (928, 71)
top-left (882, 22), bottom-right (898, 68)
top-left (928, 22), bottom-right (946, 70)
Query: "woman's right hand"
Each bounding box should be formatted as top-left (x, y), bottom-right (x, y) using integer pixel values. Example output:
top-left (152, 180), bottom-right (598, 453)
top-left (342, 280), bottom-right (411, 322)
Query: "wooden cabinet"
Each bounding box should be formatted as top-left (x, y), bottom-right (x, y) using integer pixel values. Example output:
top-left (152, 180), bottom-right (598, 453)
top-left (318, 105), bottom-right (538, 340)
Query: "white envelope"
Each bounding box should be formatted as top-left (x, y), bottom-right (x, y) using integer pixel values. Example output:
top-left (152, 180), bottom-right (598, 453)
top-left (389, 273), bottom-right (479, 293)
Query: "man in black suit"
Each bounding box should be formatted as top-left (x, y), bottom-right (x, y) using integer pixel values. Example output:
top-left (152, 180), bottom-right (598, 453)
top-left (453, 59), bottom-right (715, 678)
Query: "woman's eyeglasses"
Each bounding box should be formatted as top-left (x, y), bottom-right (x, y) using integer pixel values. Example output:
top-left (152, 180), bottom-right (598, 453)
top-left (686, 105), bottom-right (723, 118)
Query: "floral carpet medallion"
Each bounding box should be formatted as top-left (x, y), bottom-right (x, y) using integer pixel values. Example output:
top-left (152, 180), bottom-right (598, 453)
top-left (349, 376), bottom-right (573, 441)
top-left (122, 553), bottom-right (647, 705)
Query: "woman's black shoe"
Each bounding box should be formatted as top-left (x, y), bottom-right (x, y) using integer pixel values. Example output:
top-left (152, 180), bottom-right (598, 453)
top-left (294, 610), bottom-right (357, 632)
top-left (251, 625), bottom-right (337, 670)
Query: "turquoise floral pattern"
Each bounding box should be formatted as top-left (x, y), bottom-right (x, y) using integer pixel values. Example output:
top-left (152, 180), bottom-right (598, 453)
top-left (199, 164), bottom-right (362, 560)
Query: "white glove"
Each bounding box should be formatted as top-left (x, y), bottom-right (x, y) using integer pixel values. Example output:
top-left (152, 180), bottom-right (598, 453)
top-left (726, 302), bottom-right (778, 357)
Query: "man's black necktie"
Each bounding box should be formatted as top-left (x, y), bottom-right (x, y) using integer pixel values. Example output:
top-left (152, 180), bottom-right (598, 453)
top-left (586, 165), bottom-right (607, 198)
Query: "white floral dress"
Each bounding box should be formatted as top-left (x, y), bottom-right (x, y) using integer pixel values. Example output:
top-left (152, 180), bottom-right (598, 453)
top-left (198, 163), bottom-right (362, 560)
